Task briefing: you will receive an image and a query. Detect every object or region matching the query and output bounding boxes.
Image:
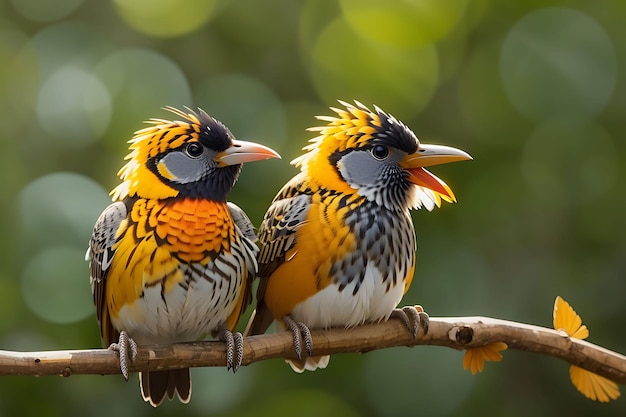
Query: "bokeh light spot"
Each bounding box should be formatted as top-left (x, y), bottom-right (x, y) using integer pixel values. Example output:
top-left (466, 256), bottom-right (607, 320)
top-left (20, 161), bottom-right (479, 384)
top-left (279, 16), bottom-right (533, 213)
top-left (30, 22), bottom-right (114, 78)
top-left (194, 74), bottom-right (287, 209)
top-left (0, 24), bottom-right (38, 140)
top-left (21, 246), bottom-right (94, 324)
top-left (310, 18), bottom-right (438, 119)
top-left (521, 118), bottom-right (617, 207)
top-left (194, 74), bottom-right (287, 148)
top-left (500, 7), bottom-right (617, 121)
top-left (18, 172), bottom-right (111, 249)
top-left (36, 66), bottom-right (111, 147)
top-left (340, 0), bottom-right (467, 47)
top-left (113, 0), bottom-right (218, 38)
top-left (10, 0), bottom-right (84, 22)
top-left (94, 48), bottom-right (192, 142)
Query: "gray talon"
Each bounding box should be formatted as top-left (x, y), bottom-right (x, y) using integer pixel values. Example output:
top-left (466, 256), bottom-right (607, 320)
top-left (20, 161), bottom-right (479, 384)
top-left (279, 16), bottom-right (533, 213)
top-left (284, 315), bottom-right (312, 359)
top-left (298, 322), bottom-right (313, 356)
top-left (232, 332), bottom-right (244, 373)
top-left (402, 306), bottom-right (420, 338)
top-left (219, 329), bottom-right (235, 371)
top-left (390, 308), bottom-right (411, 335)
top-left (128, 336), bottom-right (138, 361)
top-left (418, 310), bottom-right (430, 335)
top-left (391, 306), bottom-right (429, 338)
top-left (108, 330), bottom-right (137, 381)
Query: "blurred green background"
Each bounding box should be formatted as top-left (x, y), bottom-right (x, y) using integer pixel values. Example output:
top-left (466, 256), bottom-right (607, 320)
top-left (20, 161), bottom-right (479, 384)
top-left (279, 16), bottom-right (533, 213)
top-left (1, 0), bottom-right (625, 415)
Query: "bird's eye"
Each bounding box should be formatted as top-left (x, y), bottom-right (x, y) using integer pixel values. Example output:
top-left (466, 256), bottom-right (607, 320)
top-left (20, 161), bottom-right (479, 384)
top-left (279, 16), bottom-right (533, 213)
top-left (371, 145), bottom-right (389, 160)
top-left (185, 142), bottom-right (204, 158)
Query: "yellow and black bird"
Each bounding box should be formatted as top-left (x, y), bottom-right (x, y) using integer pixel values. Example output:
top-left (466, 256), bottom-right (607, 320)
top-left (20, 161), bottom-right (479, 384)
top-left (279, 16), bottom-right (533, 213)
top-left (245, 101), bottom-right (471, 372)
top-left (87, 107), bottom-right (279, 405)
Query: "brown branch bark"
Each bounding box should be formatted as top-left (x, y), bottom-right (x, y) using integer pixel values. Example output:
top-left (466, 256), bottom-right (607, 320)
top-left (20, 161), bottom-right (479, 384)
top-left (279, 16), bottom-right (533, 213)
top-left (1, 316), bottom-right (624, 384)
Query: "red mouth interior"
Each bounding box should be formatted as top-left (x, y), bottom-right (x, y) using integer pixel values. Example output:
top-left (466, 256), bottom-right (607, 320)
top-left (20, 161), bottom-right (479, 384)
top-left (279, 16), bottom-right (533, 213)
top-left (406, 167), bottom-right (453, 199)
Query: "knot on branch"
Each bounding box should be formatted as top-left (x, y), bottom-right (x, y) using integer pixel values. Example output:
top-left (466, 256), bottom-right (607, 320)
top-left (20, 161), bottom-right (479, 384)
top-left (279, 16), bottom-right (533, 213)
top-left (451, 325), bottom-right (474, 345)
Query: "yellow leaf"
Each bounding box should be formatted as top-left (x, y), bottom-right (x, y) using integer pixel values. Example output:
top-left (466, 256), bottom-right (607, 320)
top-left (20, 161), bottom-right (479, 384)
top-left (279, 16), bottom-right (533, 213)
top-left (553, 296), bottom-right (589, 339)
top-left (463, 343), bottom-right (508, 375)
top-left (569, 365), bottom-right (621, 402)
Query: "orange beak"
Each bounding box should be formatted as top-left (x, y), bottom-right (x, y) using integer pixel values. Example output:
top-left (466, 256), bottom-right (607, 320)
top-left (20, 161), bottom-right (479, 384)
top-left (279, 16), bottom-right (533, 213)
top-left (399, 143), bottom-right (472, 202)
top-left (216, 139), bottom-right (281, 166)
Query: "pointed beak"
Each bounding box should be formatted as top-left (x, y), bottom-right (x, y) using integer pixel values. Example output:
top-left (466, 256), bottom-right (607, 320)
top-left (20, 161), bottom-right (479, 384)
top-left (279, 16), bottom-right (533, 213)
top-left (400, 143), bottom-right (472, 202)
top-left (216, 139), bottom-right (281, 167)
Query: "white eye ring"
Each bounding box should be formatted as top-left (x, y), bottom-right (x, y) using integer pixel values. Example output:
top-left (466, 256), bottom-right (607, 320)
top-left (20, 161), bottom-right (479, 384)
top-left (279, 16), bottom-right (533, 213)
top-left (185, 142), bottom-right (204, 158)
top-left (371, 145), bottom-right (389, 160)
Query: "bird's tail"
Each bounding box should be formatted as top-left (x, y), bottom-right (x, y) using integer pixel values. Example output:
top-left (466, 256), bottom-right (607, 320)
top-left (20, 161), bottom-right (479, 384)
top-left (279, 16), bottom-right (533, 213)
top-left (244, 303), bottom-right (274, 336)
top-left (286, 355), bottom-right (330, 373)
top-left (140, 369), bottom-right (191, 407)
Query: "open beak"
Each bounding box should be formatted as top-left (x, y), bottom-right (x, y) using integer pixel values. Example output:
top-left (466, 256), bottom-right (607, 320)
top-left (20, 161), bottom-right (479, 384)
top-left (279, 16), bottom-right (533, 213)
top-left (400, 143), bottom-right (472, 202)
top-left (216, 139), bottom-right (281, 167)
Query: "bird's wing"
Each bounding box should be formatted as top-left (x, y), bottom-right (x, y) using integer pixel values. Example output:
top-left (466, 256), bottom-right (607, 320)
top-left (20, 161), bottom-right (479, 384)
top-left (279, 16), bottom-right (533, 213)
top-left (87, 201), bottom-right (127, 346)
top-left (224, 201), bottom-right (258, 329)
top-left (257, 173), bottom-right (312, 279)
top-left (245, 173), bottom-right (312, 336)
top-left (227, 202), bottom-right (257, 243)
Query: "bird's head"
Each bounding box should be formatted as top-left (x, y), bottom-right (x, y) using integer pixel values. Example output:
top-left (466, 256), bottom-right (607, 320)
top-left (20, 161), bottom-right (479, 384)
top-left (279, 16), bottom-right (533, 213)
top-left (111, 106), bottom-right (280, 202)
top-left (292, 100), bottom-right (471, 210)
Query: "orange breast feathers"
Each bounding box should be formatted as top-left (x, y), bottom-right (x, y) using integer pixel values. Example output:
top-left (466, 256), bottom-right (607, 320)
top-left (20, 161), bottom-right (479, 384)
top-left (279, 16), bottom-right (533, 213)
top-left (105, 198), bottom-right (235, 318)
top-left (262, 193), bottom-right (361, 321)
top-left (154, 199), bottom-right (235, 263)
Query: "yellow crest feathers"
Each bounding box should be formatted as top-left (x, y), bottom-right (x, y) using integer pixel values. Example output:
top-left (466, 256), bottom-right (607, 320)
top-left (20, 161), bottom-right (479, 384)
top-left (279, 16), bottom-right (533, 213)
top-left (110, 107), bottom-right (207, 201)
top-left (292, 100), bottom-right (382, 171)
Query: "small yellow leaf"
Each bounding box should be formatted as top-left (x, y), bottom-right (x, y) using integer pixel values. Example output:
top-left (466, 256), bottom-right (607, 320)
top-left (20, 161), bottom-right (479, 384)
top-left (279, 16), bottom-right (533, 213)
top-left (570, 365), bottom-right (621, 402)
top-left (553, 296), bottom-right (589, 339)
top-left (463, 343), bottom-right (508, 375)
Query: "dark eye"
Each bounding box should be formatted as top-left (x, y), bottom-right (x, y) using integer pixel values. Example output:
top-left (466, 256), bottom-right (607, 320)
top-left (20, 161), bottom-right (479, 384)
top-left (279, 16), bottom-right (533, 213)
top-left (185, 142), bottom-right (204, 158)
top-left (371, 145), bottom-right (389, 160)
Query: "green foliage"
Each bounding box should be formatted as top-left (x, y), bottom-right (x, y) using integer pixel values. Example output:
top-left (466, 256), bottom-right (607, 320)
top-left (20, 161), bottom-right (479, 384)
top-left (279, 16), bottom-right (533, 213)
top-left (0, 0), bottom-right (624, 415)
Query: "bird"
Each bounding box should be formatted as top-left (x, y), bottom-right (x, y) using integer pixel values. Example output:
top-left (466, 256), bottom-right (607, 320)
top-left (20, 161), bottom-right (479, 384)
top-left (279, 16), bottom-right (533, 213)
top-left (245, 100), bottom-right (471, 372)
top-left (86, 106), bottom-right (280, 406)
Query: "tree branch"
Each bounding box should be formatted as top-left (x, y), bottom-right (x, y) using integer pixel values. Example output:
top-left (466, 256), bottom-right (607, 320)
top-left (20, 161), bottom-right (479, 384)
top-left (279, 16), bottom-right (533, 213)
top-left (1, 316), bottom-right (624, 384)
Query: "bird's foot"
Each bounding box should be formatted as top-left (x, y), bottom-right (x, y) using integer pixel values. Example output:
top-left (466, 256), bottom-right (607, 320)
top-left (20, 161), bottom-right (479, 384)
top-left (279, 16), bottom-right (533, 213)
top-left (218, 329), bottom-right (244, 372)
top-left (108, 330), bottom-right (138, 381)
top-left (283, 315), bottom-right (313, 359)
top-left (390, 305), bottom-right (430, 338)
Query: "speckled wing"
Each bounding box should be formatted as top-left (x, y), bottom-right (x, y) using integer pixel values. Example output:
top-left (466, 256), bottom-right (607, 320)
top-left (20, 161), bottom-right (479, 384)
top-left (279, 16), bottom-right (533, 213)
top-left (226, 201), bottom-right (259, 325)
top-left (257, 173), bottom-right (312, 279)
top-left (87, 201), bottom-right (127, 345)
top-left (245, 173), bottom-right (312, 336)
top-left (227, 202), bottom-right (257, 243)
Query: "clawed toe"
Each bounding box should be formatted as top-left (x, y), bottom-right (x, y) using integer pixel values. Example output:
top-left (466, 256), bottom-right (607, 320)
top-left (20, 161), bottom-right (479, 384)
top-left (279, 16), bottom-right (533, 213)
top-left (284, 315), bottom-right (313, 359)
top-left (219, 329), bottom-right (244, 372)
top-left (232, 332), bottom-right (244, 372)
top-left (298, 321), bottom-right (312, 356)
top-left (390, 308), bottom-right (411, 333)
top-left (417, 306), bottom-right (430, 334)
top-left (391, 305), bottom-right (429, 338)
top-left (108, 330), bottom-right (138, 380)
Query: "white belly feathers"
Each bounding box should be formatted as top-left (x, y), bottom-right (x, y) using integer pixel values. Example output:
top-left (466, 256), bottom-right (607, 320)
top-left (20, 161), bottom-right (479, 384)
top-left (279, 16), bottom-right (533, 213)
top-left (291, 263), bottom-right (405, 329)
top-left (113, 263), bottom-right (242, 345)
